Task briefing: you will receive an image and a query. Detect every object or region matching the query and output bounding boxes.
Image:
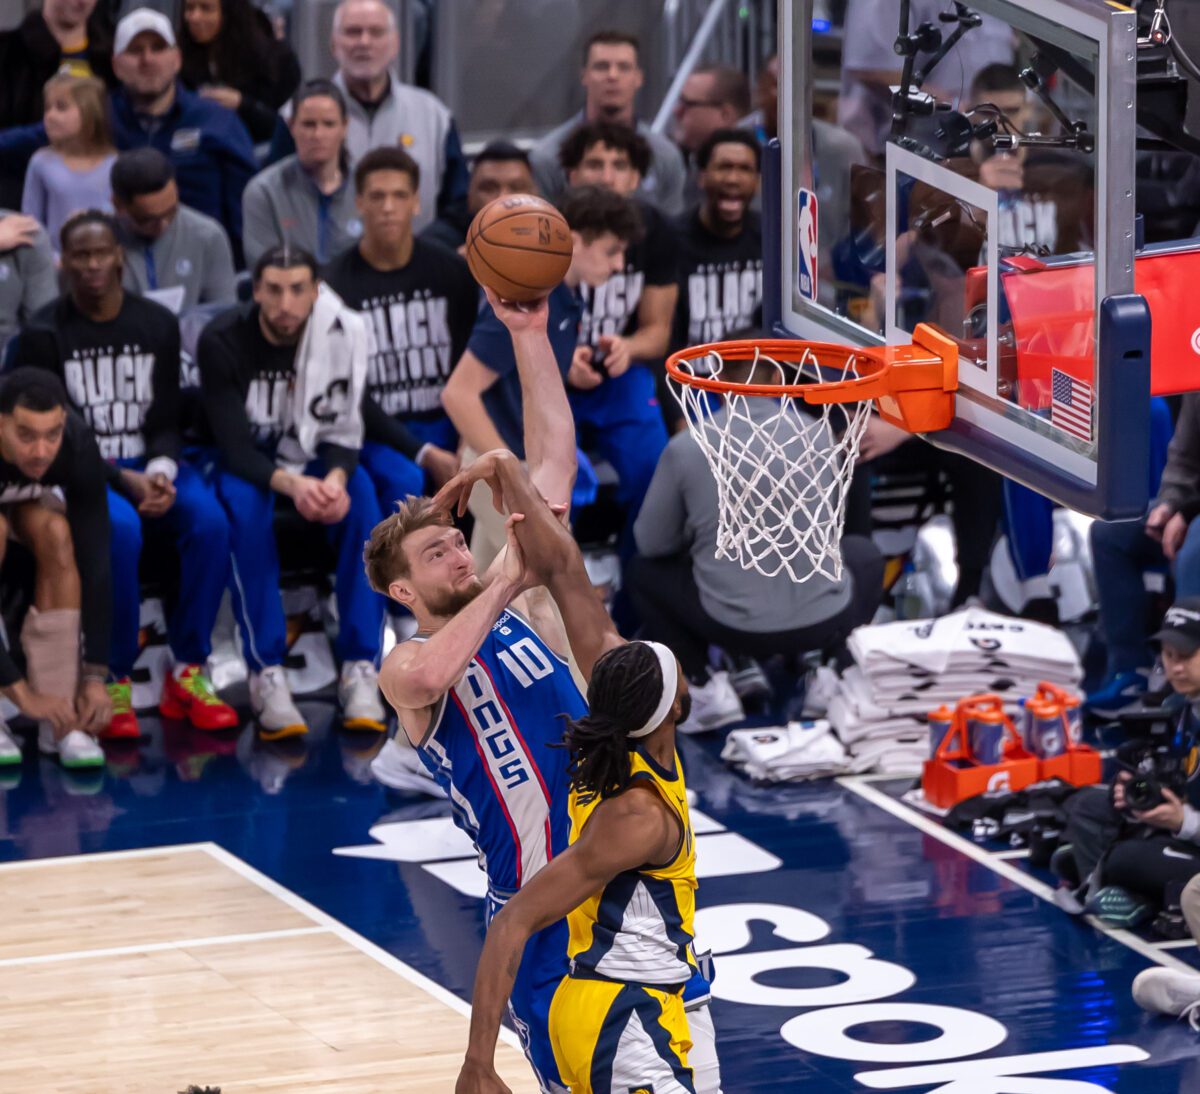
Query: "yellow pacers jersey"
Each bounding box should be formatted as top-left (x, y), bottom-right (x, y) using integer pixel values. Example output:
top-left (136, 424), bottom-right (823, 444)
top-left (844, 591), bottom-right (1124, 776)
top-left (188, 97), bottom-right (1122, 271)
top-left (566, 746), bottom-right (698, 986)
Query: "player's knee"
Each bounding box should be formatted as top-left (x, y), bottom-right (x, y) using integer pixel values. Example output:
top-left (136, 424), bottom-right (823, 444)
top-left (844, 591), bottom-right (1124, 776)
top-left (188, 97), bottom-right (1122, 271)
top-left (31, 512), bottom-right (76, 576)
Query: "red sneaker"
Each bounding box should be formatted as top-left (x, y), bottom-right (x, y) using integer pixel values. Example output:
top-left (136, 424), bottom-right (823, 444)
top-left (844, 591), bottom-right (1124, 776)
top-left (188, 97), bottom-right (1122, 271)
top-left (101, 678), bottom-right (140, 739)
top-left (160, 665), bottom-right (239, 731)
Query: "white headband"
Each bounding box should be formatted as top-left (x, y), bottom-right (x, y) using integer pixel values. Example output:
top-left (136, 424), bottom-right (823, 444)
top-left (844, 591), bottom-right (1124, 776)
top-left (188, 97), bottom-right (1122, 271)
top-left (627, 641), bottom-right (679, 739)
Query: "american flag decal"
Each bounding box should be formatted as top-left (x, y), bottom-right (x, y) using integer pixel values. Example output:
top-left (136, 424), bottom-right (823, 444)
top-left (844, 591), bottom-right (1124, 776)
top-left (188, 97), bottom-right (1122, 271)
top-left (1050, 368), bottom-right (1093, 442)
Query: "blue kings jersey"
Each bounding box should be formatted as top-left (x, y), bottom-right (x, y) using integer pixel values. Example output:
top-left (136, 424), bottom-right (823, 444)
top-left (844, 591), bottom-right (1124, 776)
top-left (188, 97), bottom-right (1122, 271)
top-left (413, 609), bottom-right (587, 898)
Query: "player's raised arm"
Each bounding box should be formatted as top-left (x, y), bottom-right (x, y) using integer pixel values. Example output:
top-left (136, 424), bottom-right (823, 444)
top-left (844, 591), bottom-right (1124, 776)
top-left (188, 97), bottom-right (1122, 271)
top-left (434, 451), bottom-right (624, 680)
top-left (455, 786), bottom-right (680, 1094)
top-left (481, 286), bottom-right (578, 509)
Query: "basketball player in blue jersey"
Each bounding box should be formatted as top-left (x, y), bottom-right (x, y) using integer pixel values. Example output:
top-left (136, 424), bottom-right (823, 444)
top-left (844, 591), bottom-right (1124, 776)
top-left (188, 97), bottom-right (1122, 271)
top-left (367, 286), bottom-right (582, 1093)
top-left (368, 287), bottom-right (721, 1092)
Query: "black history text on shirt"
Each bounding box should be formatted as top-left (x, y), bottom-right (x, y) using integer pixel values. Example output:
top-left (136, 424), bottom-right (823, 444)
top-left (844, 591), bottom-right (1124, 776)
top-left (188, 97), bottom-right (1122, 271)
top-left (361, 288), bottom-right (455, 416)
top-left (62, 344), bottom-right (157, 459)
top-left (683, 258), bottom-right (764, 344)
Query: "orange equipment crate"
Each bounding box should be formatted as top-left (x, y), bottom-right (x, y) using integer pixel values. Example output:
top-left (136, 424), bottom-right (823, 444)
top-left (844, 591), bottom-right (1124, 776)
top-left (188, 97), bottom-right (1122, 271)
top-left (922, 695), bottom-right (1039, 810)
top-left (1025, 682), bottom-right (1103, 787)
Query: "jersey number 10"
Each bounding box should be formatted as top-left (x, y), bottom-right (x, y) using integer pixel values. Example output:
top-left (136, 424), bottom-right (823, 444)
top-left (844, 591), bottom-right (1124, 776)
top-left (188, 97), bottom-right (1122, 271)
top-left (498, 638), bottom-right (555, 689)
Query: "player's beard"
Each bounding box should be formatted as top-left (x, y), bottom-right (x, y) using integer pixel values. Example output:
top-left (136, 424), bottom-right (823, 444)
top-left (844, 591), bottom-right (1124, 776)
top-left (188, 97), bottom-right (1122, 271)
top-left (426, 578), bottom-right (484, 617)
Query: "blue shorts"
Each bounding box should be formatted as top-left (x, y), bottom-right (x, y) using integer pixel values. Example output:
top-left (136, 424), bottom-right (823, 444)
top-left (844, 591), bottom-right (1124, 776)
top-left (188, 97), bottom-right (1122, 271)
top-left (487, 895), bottom-right (569, 1092)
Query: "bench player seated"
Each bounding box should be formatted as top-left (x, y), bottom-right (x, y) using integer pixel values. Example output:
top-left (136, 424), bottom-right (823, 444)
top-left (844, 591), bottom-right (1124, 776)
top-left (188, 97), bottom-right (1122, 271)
top-left (0, 369), bottom-right (115, 767)
top-left (199, 246), bottom-right (391, 739)
top-left (18, 211), bottom-right (237, 735)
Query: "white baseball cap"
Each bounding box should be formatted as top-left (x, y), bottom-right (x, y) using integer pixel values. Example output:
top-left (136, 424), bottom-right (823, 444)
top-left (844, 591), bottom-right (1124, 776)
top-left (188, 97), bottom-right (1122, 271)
top-left (114, 8), bottom-right (177, 55)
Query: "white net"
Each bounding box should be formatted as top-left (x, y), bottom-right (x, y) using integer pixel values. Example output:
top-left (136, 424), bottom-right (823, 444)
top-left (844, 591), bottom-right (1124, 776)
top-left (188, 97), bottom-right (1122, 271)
top-left (668, 344), bottom-right (875, 584)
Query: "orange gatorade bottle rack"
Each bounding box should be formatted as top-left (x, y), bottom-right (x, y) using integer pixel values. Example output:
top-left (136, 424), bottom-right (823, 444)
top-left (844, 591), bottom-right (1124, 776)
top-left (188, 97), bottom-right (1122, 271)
top-left (922, 695), bottom-right (1039, 809)
top-left (1023, 682), bottom-right (1102, 787)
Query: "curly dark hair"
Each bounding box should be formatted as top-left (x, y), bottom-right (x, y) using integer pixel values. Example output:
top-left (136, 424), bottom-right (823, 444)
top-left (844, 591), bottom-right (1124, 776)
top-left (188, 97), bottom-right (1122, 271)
top-left (564, 643), bottom-right (665, 804)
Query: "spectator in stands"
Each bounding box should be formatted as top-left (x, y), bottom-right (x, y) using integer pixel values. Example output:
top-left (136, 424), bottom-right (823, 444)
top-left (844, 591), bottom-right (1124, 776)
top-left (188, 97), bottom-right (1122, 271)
top-left (19, 211), bottom-right (239, 737)
top-left (198, 246), bottom-right (386, 739)
top-left (179, 0), bottom-right (301, 144)
top-left (0, 9), bottom-right (258, 258)
top-left (0, 368), bottom-right (114, 767)
top-left (441, 185), bottom-right (642, 564)
top-left (559, 124), bottom-right (674, 541)
top-left (421, 141), bottom-right (536, 254)
top-left (111, 148), bottom-right (236, 312)
top-left (0, 0), bottom-right (115, 206)
top-left (630, 347), bottom-right (885, 730)
top-left (1059, 599), bottom-right (1200, 926)
top-left (529, 30), bottom-right (686, 215)
top-left (243, 80), bottom-right (361, 269)
top-left (323, 147), bottom-right (474, 511)
top-left (110, 8), bottom-right (256, 254)
top-left (672, 129), bottom-right (763, 349)
top-left (22, 74), bottom-right (116, 254)
top-left (672, 63), bottom-right (751, 167)
top-left (1088, 394), bottom-right (1200, 714)
top-left (271, 0), bottom-right (468, 235)
top-left (0, 214), bottom-right (57, 358)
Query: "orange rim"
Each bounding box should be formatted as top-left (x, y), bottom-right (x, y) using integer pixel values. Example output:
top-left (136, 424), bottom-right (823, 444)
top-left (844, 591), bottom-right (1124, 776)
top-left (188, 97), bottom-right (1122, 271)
top-left (664, 338), bottom-right (892, 404)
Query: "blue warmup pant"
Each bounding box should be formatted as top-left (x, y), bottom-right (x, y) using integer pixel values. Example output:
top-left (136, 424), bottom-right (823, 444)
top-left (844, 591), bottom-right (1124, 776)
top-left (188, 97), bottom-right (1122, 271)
top-left (108, 462), bottom-right (230, 677)
top-left (1091, 513), bottom-right (1200, 675)
top-left (570, 365), bottom-right (668, 543)
top-left (215, 463), bottom-right (384, 672)
top-left (361, 415), bottom-right (461, 514)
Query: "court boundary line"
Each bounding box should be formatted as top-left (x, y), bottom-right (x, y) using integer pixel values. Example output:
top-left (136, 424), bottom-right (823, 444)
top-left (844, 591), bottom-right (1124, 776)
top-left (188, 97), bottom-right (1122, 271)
top-left (837, 775), bottom-right (1197, 974)
top-left (0, 926), bottom-right (331, 968)
top-left (0, 841), bottom-right (523, 1050)
top-left (199, 843), bottom-right (525, 1049)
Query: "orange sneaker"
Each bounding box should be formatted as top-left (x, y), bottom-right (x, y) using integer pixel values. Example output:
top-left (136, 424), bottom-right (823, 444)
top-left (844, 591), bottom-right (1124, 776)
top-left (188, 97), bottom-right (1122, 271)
top-left (101, 678), bottom-right (140, 739)
top-left (160, 665), bottom-right (239, 731)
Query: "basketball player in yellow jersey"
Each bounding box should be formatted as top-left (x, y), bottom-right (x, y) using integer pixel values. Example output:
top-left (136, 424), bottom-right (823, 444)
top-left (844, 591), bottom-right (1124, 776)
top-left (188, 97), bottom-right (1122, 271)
top-left (454, 638), bottom-right (699, 1094)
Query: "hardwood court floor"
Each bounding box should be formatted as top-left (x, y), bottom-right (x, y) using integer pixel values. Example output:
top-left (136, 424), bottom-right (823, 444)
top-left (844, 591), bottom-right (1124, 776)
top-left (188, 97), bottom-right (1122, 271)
top-left (0, 844), bottom-right (538, 1093)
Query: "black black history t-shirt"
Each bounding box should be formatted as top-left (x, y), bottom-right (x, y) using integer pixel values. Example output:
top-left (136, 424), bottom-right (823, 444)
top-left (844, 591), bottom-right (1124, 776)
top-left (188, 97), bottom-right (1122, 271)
top-left (322, 239), bottom-right (478, 420)
top-left (20, 293), bottom-right (181, 463)
top-left (672, 208), bottom-right (764, 348)
top-left (578, 200), bottom-right (678, 346)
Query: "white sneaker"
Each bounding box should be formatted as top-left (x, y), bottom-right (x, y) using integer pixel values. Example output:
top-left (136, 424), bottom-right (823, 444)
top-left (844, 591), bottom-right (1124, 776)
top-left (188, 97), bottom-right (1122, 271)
top-left (679, 671), bottom-right (744, 734)
top-left (38, 723), bottom-right (104, 768)
top-left (1133, 967), bottom-right (1200, 1017)
top-left (370, 737), bottom-right (446, 797)
top-left (0, 720), bottom-right (20, 766)
top-left (249, 666), bottom-right (308, 740)
top-left (339, 660), bottom-right (386, 731)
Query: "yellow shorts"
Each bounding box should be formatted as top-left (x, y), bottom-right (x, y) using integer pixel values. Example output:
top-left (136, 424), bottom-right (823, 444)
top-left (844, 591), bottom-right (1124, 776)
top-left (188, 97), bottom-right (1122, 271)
top-left (548, 975), bottom-right (695, 1094)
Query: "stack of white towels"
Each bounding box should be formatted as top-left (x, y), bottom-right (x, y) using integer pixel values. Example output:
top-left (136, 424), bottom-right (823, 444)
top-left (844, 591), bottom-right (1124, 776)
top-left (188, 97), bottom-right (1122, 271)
top-left (822, 607), bottom-right (1083, 773)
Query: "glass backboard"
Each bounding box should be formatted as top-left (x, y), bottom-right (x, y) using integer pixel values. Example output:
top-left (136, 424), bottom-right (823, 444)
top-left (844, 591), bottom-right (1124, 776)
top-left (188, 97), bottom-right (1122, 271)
top-left (771, 0), bottom-right (1149, 519)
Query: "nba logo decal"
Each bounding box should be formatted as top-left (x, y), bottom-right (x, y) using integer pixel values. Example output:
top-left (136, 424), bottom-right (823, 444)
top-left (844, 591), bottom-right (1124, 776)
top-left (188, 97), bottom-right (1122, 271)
top-left (797, 188), bottom-right (819, 301)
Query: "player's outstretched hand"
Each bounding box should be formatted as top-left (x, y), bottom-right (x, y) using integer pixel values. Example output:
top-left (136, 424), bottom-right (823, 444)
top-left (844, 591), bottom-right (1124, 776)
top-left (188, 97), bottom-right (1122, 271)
top-left (456, 1058), bottom-right (511, 1094)
top-left (483, 286), bottom-right (549, 334)
top-left (432, 449), bottom-right (518, 518)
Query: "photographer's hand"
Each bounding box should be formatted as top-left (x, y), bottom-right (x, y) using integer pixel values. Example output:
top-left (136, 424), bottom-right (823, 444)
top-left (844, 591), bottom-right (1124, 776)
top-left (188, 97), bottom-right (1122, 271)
top-left (1132, 787), bottom-right (1187, 833)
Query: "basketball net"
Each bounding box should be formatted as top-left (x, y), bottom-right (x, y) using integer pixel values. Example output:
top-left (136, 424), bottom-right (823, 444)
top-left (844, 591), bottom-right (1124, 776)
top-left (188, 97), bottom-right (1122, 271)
top-left (668, 345), bottom-right (874, 585)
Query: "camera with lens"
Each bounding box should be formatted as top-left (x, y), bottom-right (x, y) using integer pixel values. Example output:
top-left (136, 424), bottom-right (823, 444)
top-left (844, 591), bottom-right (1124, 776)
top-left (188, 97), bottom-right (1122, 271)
top-left (1111, 706), bottom-right (1195, 816)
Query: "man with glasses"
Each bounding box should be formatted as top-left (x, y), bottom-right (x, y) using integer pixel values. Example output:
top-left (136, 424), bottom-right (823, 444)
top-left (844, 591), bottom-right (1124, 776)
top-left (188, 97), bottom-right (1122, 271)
top-left (111, 148), bottom-right (236, 313)
top-left (530, 30), bottom-right (686, 215)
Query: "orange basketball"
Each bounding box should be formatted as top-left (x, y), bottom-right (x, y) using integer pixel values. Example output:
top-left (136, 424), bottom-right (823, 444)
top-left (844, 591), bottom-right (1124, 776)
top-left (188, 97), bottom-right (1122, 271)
top-left (465, 194), bottom-right (573, 302)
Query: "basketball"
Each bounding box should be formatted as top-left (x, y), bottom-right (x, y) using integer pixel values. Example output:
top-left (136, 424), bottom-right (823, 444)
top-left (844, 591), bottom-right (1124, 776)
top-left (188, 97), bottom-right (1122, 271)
top-left (465, 194), bottom-right (573, 302)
